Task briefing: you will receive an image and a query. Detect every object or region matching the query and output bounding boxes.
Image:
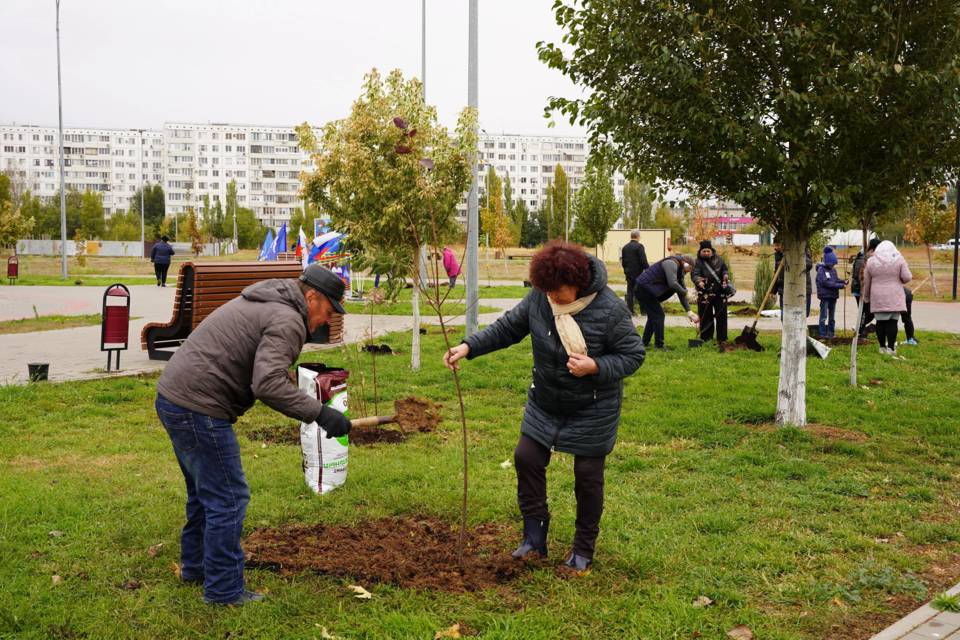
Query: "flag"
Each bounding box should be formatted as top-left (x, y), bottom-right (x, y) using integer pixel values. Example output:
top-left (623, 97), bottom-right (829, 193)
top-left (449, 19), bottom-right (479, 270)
top-left (258, 229), bottom-right (274, 261)
top-left (295, 226), bottom-right (306, 257)
top-left (271, 222), bottom-right (287, 256)
top-left (306, 231), bottom-right (344, 264)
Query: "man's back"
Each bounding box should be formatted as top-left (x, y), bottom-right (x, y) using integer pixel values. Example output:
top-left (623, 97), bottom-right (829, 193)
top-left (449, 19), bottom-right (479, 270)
top-left (621, 240), bottom-right (648, 275)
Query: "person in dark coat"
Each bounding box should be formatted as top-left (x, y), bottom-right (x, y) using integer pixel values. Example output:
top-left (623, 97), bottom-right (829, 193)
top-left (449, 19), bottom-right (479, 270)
top-left (634, 254), bottom-right (698, 350)
top-left (815, 246), bottom-right (848, 338)
top-left (855, 237), bottom-right (881, 337)
top-left (620, 231), bottom-right (649, 315)
top-left (901, 286), bottom-right (918, 345)
top-left (150, 236), bottom-right (176, 287)
top-left (444, 241), bottom-right (645, 571)
top-left (691, 240), bottom-right (732, 343)
top-left (774, 240), bottom-right (813, 318)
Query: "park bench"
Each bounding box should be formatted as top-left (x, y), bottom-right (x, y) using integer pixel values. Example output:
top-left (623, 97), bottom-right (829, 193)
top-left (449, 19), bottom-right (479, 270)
top-left (141, 261), bottom-right (344, 360)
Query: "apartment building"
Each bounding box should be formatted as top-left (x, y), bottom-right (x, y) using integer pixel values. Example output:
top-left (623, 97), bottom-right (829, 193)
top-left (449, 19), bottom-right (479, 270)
top-left (0, 124), bottom-right (165, 216)
top-left (163, 122), bottom-right (316, 227)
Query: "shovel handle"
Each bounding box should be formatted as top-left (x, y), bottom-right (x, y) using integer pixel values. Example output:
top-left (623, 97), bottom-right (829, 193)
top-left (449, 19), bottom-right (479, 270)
top-left (751, 258), bottom-right (785, 329)
top-left (350, 415), bottom-right (397, 428)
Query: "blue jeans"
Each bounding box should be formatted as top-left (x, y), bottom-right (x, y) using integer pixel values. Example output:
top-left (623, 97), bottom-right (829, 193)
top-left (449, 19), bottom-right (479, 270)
top-left (818, 298), bottom-right (837, 337)
top-left (156, 394), bottom-right (250, 603)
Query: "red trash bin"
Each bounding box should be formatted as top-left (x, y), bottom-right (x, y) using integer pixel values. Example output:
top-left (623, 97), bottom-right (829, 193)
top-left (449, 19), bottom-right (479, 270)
top-left (7, 255), bottom-right (18, 285)
top-left (101, 284), bottom-right (131, 372)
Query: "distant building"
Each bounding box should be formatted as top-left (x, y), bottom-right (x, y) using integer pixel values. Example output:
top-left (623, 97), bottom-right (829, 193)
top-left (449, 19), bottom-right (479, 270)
top-left (0, 124), bottom-right (164, 217)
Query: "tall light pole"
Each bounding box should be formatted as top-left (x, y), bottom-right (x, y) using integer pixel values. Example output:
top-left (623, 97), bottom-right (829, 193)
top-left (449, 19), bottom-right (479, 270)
top-left (138, 129), bottom-right (145, 258)
top-left (465, 0), bottom-right (479, 336)
top-left (953, 178), bottom-right (959, 300)
top-left (55, 0), bottom-right (68, 280)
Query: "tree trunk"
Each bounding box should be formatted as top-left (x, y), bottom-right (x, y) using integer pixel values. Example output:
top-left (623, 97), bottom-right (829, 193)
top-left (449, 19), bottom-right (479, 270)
top-left (776, 234), bottom-right (808, 426)
top-left (850, 222), bottom-right (870, 387)
top-left (927, 244), bottom-right (939, 296)
top-left (411, 257), bottom-right (421, 370)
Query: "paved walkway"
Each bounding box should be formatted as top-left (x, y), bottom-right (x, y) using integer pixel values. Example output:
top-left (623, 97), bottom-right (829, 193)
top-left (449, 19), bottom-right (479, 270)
top-left (870, 583), bottom-right (960, 639)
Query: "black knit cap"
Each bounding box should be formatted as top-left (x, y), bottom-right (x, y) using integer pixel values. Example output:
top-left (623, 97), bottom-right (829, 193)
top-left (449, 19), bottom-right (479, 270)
top-left (699, 239), bottom-right (713, 251)
top-left (868, 237), bottom-right (881, 251)
top-left (299, 264), bottom-right (346, 314)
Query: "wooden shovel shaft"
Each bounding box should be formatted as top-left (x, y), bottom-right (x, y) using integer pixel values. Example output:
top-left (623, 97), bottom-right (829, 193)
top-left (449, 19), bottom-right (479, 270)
top-left (350, 414), bottom-right (398, 428)
top-left (750, 259), bottom-right (786, 330)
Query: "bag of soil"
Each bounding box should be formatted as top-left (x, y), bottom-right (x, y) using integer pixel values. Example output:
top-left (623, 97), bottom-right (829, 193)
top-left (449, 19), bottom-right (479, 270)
top-left (297, 363), bottom-right (349, 495)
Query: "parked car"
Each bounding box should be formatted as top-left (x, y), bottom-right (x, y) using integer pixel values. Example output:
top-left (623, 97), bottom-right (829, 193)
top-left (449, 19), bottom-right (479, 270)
top-left (934, 239), bottom-right (959, 250)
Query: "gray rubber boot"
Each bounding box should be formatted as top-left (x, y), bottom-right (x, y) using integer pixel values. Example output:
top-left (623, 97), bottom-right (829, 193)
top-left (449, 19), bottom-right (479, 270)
top-left (511, 516), bottom-right (549, 559)
top-left (563, 551), bottom-right (593, 571)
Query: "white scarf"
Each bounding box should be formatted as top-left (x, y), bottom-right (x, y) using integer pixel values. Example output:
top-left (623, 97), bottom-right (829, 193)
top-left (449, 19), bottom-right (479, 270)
top-left (548, 292), bottom-right (598, 356)
top-left (873, 240), bottom-right (902, 265)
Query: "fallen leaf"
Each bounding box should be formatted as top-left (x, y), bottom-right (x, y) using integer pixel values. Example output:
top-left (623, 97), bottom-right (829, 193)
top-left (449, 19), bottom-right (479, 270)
top-left (319, 627), bottom-right (343, 640)
top-left (171, 562), bottom-right (182, 579)
top-left (727, 625), bottom-right (753, 640)
top-left (874, 537), bottom-right (889, 544)
top-left (49, 530), bottom-right (63, 538)
top-left (29, 551), bottom-right (43, 559)
top-left (348, 584), bottom-right (372, 599)
top-left (435, 623), bottom-right (461, 639)
top-left (147, 543), bottom-right (163, 557)
top-left (499, 460), bottom-right (512, 469)
top-left (261, 443), bottom-right (267, 449)
top-left (122, 579), bottom-right (142, 590)
top-left (693, 595), bottom-right (713, 608)
top-left (51, 574), bottom-right (62, 585)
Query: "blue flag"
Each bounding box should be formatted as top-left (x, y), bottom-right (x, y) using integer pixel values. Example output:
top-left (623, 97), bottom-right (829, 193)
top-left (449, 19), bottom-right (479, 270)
top-left (271, 223), bottom-right (287, 256)
top-left (258, 229), bottom-right (275, 261)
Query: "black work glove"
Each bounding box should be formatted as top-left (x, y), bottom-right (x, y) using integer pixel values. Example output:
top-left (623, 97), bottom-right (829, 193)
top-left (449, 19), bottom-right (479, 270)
top-left (317, 405), bottom-right (351, 439)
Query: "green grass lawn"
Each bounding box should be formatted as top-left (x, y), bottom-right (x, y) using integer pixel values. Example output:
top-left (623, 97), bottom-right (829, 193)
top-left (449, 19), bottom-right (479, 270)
top-left (1, 275), bottom-right (158, 287)
top-left (1, 329), bottom-right (959, 638)
top-left (0, 314), bottom-right (103, 335)
top-left (343, 298), bottom-right (498, 316)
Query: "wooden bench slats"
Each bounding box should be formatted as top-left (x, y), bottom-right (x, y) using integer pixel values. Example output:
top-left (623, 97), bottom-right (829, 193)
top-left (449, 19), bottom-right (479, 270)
top-left (143, 261), bottom-right (343, 360)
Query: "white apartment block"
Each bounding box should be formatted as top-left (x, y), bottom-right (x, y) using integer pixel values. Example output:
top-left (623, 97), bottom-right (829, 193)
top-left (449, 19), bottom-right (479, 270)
top-left (163, 122), bottom-right (316, 227)
top-left (472, 132), bottom-right (627, 223)
top-left (0, 124), bottom-right (165, 216)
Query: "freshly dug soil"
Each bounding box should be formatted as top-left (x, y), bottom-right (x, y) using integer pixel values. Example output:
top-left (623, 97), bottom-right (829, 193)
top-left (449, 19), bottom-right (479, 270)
top-left (245, 516), bottom-right (528, 592)
top-left (730, 306), bottom-right (760, 317)
top-left (244, 424), bottom-right (299, 445)
top-left (806, 423), bottom-right (870, 443)
top-left (394, 396), bottom-right (443, 433)
top-left (348, 425), bottom-right (406, 445)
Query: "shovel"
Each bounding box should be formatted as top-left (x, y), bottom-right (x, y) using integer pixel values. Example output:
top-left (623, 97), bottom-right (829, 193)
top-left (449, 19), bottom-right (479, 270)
top-left (688, 314), bottom-right (715, 348)
top-left (734, 259), bottom-right (785, 352)
top-left (346, 397), bottom-right (442, 435)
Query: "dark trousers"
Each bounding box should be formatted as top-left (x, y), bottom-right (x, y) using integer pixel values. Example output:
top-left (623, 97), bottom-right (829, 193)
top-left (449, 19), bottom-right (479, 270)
top-left (156, 395), bottom-right (250, 603)
top-left (154, 262), bottom-right (170, 286)
top-left (636, 285), bottom-right (666, 347)
top-left (854, 295), bottom-right (874, 336)
top-left (697, 297), bottom-right (728, 342)
top-left (901, 296), bottom-right (915, 340)
top-left (514, 434), bottom-right (606, 559)
top-left (624, 271), bottom-right (640, 314)
top-left (818, 298), bottom-right (838, 338)
top-left (876, 318), bottom-right (899, 349)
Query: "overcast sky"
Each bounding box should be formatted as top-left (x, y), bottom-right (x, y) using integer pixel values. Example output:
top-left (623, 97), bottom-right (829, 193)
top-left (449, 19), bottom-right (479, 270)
top-left (0, 0), bottom-right (586, 136)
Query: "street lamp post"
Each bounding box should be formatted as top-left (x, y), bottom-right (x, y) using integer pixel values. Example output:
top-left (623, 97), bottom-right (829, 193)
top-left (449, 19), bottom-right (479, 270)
top-left (465, 0), bottom-right (479, 336)
top-left (953, 178), bottom-right (959, 300)
top-left (138, 129), bottom-right (145, 258)
top-left (55, 0), bottom-right (68, 280)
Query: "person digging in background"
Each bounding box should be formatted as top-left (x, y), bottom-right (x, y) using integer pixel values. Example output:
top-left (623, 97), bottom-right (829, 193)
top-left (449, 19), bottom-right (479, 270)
top-left (620, 230), bottom-right (649, 315)
top-left (442, 246), bottom-right (461, 288)
top-left (901, 286), bottom-right (919, 345)
top-left (150, 235), bottom-right (175, 287)
top-left (444, 241), bottom-right (645, 571)
top-left (855, 237), bottom-right (881, 337)
top-left (155, 264), bottom-right (351, 605)
top-left (634, 254), bottom-right (699, 350)
top-left (863, 240), bottom-right (912, 358)
top-left (815, 246), bottom-right (848, 339)
top-left (691, 240), bottom-right (733, 344)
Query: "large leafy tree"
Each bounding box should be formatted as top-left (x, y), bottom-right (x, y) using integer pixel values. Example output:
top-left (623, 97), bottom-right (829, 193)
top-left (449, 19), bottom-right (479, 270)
top-left (905, 186), bottom-right (954, 297)
top-left (300, 68), bottom-right (476, 369)
top-left (571, 158), bottom-right (621, 253)
top-left (546, 164), bottom-right (571, 240)
top-left (540, 1), bottom-right (960, 426)
top-left (129, 184), bottom-right (166, 236)
top-left (622, 178), bottom-right (655, 229)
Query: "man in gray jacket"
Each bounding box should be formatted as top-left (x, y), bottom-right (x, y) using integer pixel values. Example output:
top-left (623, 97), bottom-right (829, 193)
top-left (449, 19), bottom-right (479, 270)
top-left (155, 264), bottom-right (350, 605)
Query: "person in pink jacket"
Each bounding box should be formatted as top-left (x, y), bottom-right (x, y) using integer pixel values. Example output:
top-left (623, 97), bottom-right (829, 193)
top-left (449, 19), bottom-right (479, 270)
top-left (863, 241), bottom-right (912, 357)
top-left (442, 247), bottom-right (462, 288)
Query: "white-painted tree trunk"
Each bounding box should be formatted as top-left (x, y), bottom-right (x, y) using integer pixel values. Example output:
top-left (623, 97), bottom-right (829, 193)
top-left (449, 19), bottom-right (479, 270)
top-left (850, 225), bottom-right (869, 387)
top-left (776, 235), bottom-right (808, 426)
top-left (411, 258), bottom-right (421, 370)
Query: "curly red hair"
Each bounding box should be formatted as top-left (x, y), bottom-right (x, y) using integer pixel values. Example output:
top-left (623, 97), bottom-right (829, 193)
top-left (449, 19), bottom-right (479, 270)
top-left (528, 241), bottom-right (592, 293)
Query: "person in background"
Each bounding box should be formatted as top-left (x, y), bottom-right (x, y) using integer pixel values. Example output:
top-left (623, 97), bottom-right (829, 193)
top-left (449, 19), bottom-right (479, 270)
top-left (901, 286), bottom-right (919, 345)
top-left (774, 239), bottom-right (813, 318)
top-left (634, 254), bottom-right (698, 350)
top-left (863, 240), bottom-right (912, 357)
top-left (620, 231), bottom-right (649, 315)
top-left (442, 247), bottom-right (462, 288)
top-left (815, 246), bottom-right (848, 339)
top-left (151, 235), bottom-right (175, 287)
top-left (691, 240), bottom-right (732, 344)
top-left (443, 241), bottom-right (644, 571)
top-left (856, 238), bottom-right (881, 337)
